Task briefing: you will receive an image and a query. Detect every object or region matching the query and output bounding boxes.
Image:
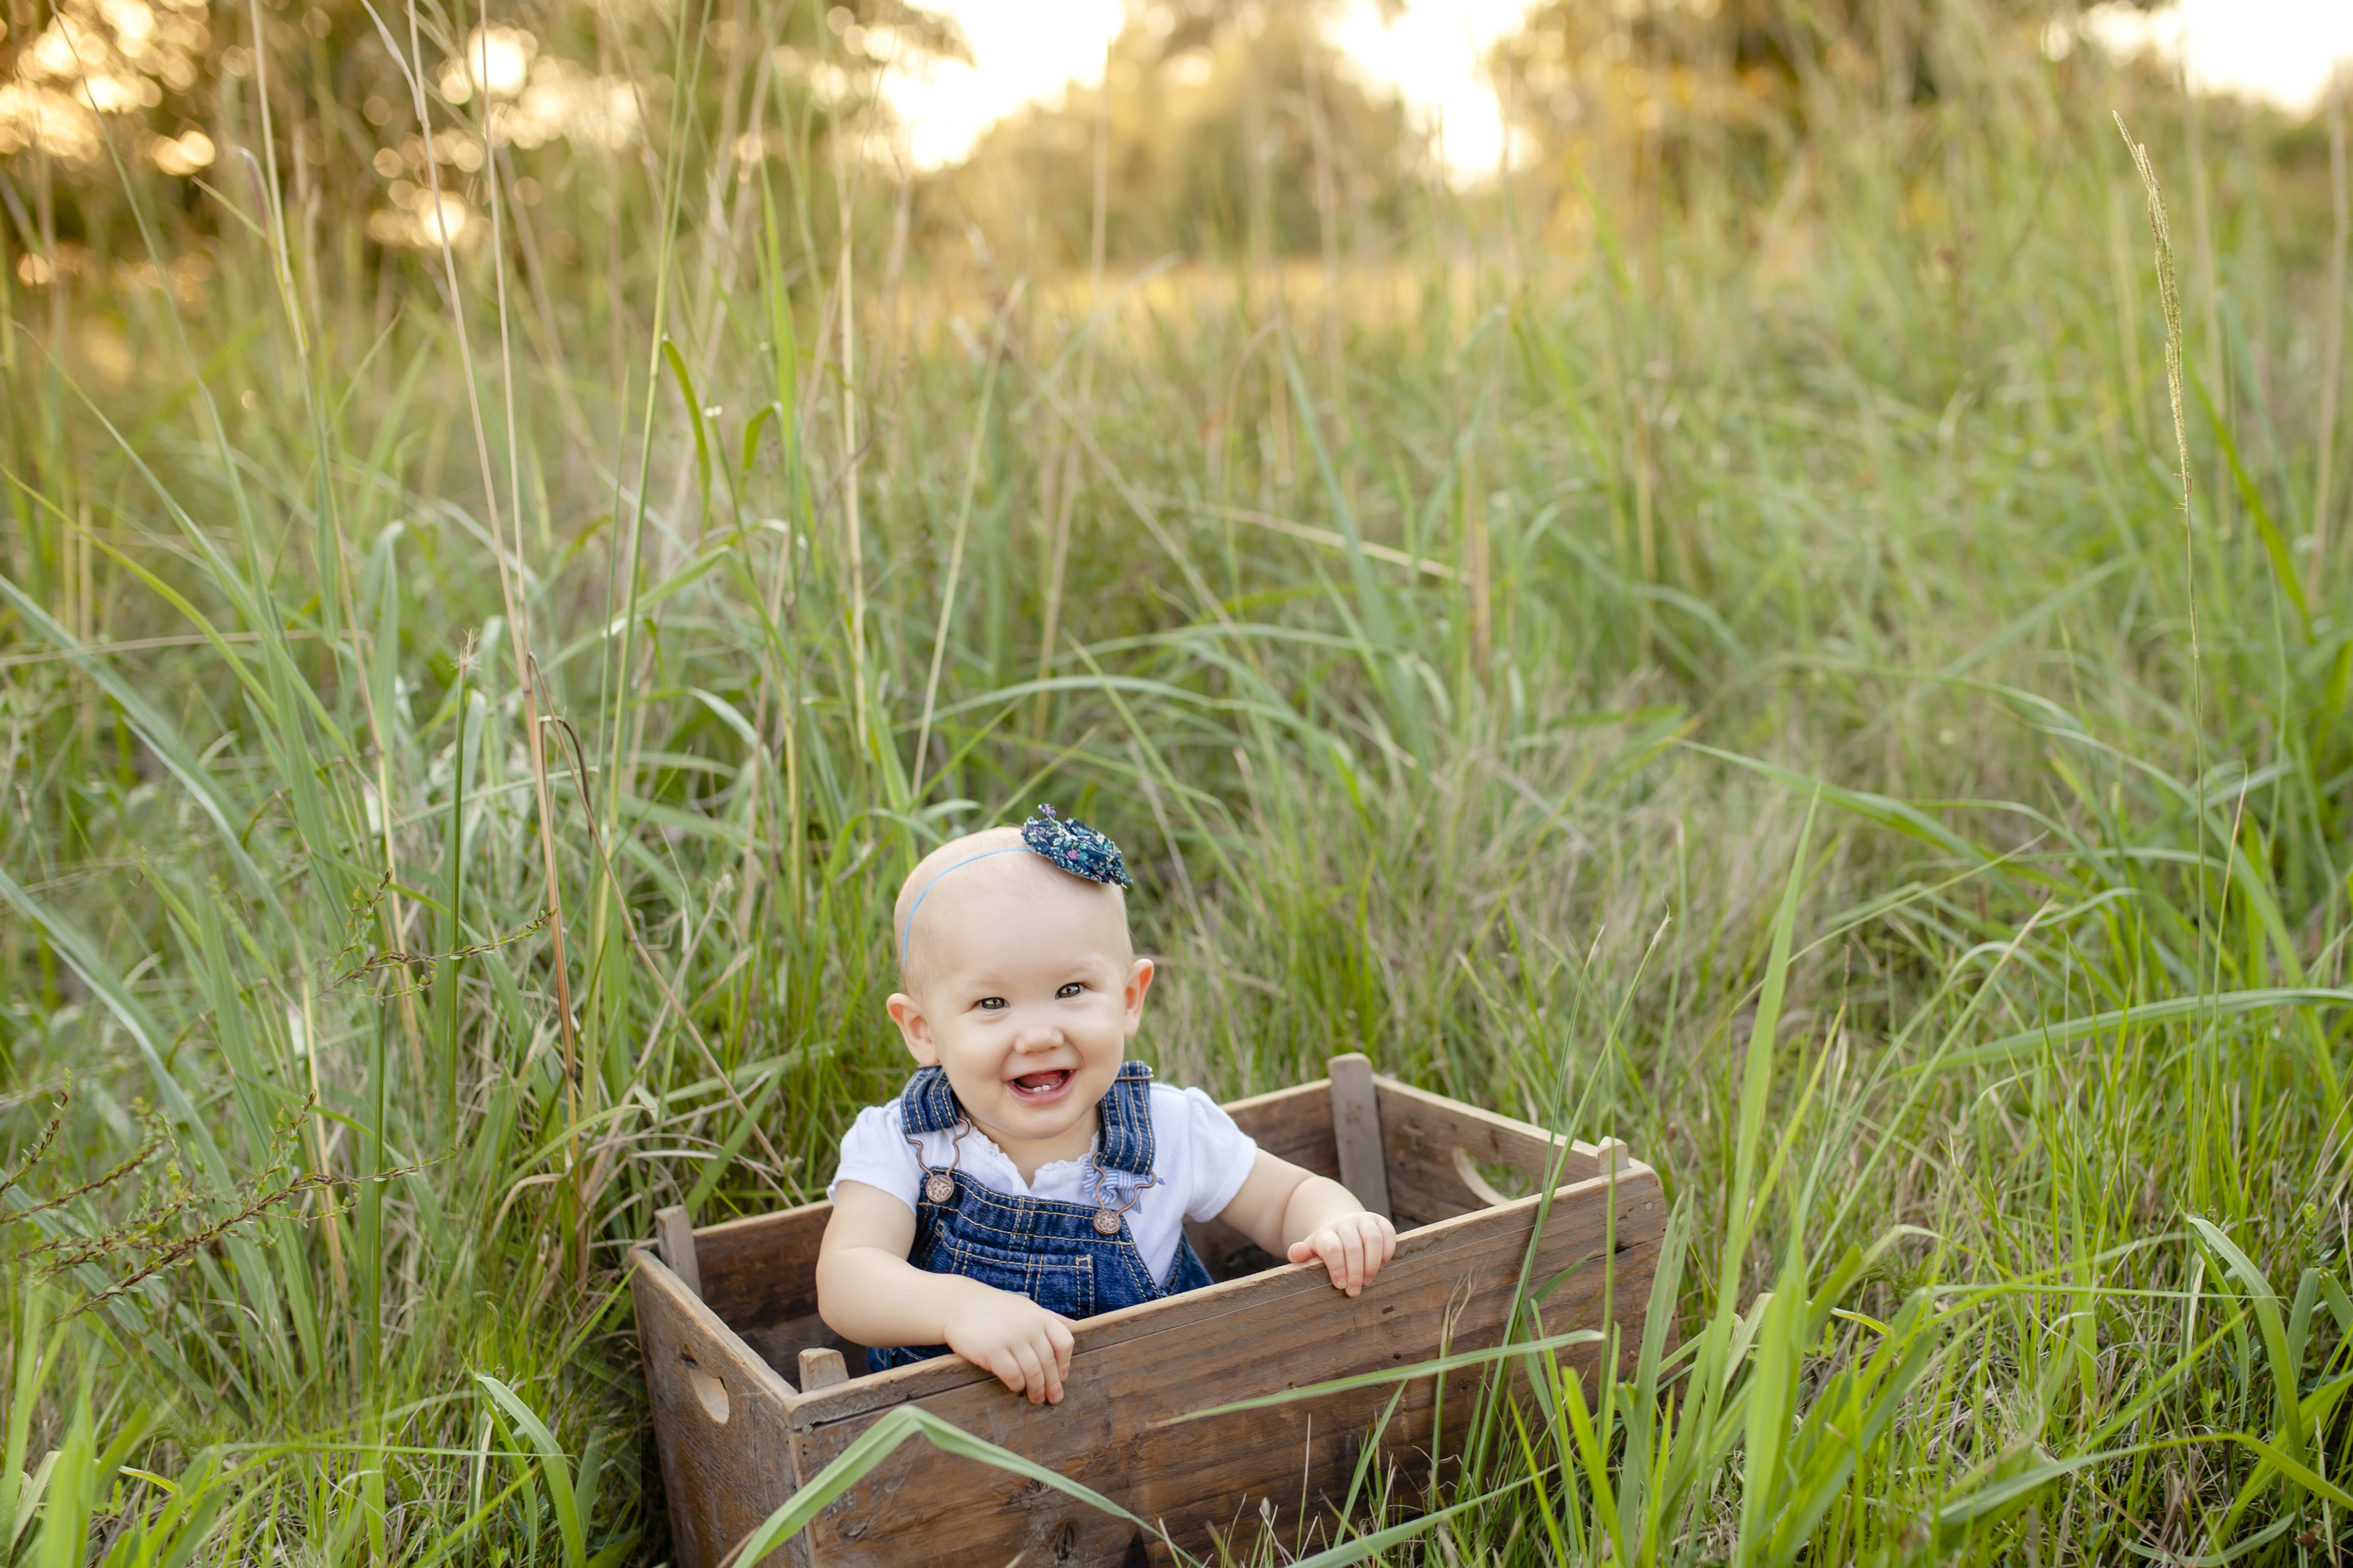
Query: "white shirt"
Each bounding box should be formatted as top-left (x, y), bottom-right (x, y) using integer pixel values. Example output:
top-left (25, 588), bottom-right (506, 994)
top-left (828, 1082), bottom-right (1259, 1283)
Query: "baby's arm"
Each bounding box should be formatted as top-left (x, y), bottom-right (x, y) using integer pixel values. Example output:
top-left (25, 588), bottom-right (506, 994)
top-left (1215, 1151), bottom-right (1398, 1296)
top-left (815, 1182), bottom-right (1075, 1404)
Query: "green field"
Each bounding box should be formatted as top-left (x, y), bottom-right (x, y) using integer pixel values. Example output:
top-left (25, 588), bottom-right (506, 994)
top-left (3, 0), bottom-right (2350, 1560)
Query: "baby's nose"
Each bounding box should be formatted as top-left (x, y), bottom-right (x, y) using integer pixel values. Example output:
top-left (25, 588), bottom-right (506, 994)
top-left (1010, 1015), bottom-right (1063, 1049)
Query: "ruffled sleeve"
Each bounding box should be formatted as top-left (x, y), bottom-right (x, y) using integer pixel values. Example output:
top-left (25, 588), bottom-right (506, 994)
top-left (1172, 1085), bottom-right (1258, 1222)
top-left (828, 1101), bottom-right (923, 1214)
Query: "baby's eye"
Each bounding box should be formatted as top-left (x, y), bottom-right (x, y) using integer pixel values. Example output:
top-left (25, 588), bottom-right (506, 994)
top-left (975, 996), bottom-right (1008, 1012)
top-left (1056, 982), bottom-right (1086, 1000)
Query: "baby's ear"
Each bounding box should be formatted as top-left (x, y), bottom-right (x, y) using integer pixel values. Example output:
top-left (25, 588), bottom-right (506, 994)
top-left (1121, 957), bottom-right (1156, 1032)
top-left (886, 992), bottom-right (937, 1065)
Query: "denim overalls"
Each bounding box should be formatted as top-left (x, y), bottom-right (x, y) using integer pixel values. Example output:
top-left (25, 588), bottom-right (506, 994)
top-left (865, 1062), bottom-right (1216, 1373)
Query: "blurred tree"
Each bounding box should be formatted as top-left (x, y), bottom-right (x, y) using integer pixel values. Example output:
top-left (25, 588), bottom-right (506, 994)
top-left (1489, 0), bottom-right (2185, 150)
top-left (0, 0), bottom-right (963, 278)
top-left (1485, 0), bottom-right (2173, 230)
top-left (936, 0), bottom-right (1418, 270)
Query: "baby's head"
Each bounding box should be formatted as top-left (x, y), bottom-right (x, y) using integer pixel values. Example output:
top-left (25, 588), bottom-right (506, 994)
top-left (885, 813), bottom-right (1153, 1146)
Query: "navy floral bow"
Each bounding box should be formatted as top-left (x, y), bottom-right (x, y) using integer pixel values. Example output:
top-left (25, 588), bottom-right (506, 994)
top-left (1021, 804), bottom-right (1133, 889)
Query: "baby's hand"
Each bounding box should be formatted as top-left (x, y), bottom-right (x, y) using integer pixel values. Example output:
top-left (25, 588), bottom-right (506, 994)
top-left (942, 1282), bottom-right (1077, 1404)
top-left (1286, 1211), bottom-right (1398, 1297)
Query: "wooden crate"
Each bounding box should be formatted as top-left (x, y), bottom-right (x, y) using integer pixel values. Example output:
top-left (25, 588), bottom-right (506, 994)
top-left (632, 1059), bottom-right (1668, 1568)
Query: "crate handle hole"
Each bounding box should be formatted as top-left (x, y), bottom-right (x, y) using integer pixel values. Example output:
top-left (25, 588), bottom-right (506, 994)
top-left (1449, 1146), bottom-right (1523, 1208)
top-left (681, 1347), bottom-right (730, 1425)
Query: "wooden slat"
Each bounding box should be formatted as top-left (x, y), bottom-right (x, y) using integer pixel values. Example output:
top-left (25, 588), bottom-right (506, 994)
top-left (631, 1249), bottom-right (804, 1568)
top-left (780, 1167), bottom-right (1667, 1566)
top-left (1375, 1077), bottom-right (1627, 1226)
top-left (741, 1313), bottom-right (867, 1384)
top-left (1216, 1077), bottom-right (1339, 1178)
top-left (656, 1206), bottom-right (702, 1298)
top-left (798, 1347), bottom-right (850, 1391)
top-left (1449, 1146), bottom-right (1515, 1208)
top-left (1182, 1216), bottom-right (1281, 1283)
top-left (1326, 1054), bottom-right (1391, 1219)
top-left (691, 1200), bottom-right (832, 1335)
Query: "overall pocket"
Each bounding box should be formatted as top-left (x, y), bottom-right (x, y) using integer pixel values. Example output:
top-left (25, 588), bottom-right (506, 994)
top-left (935, 1234), bottom-right (1097, 1320)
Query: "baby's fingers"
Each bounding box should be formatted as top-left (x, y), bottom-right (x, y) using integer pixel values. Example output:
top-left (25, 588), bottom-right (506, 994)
top-left (1347, 1218), bottom-right (1395, 1289)
top-left (1034, 1333), bottom-right (1068, 1404)
top-left (1012, 1343), bottom-right (1050, 1405)
top-left (988, 1348), bottom-right (1029, 1397)
top-left (1047, 1318), bottom-right (1076, 1381)
top-left (1334, 1223), bottom-right (1368, 1295)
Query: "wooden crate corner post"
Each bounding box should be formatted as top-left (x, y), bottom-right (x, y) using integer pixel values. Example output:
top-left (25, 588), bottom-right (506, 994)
top-left (1326, 1052), bottom-right (1392, 1220)
top-left (798, 1348), bottom-right (849, 1391)
top-left (656, 1205), bottom-right (702, 1298)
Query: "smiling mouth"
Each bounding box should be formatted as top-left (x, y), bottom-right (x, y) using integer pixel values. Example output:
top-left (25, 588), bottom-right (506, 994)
top-left (1007, 1068), bottom-right (1075, 1101)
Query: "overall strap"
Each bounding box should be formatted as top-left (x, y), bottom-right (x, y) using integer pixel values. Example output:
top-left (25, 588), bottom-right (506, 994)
top-left (1094, 1062), bottom-right (1157, 1176)
top-left (897, 1066), bottom-right (965, 1134)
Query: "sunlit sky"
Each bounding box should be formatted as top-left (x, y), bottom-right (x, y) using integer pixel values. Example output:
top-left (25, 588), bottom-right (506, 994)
top-left (879, 0), bottom-right (2353, 179)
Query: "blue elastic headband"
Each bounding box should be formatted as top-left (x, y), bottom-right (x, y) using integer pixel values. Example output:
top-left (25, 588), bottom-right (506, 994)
top-left (900, 846), bottom-right (1033, 969)
top-left (898, 805), bottom-right (1134, 970)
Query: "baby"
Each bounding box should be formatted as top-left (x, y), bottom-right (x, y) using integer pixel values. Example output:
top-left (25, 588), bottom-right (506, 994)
top-left (816, 806), bottom-right (1396, 1404)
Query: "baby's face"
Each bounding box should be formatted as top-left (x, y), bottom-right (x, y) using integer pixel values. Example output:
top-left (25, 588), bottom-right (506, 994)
top-left (888, 848), bottom-right (1151, 1150)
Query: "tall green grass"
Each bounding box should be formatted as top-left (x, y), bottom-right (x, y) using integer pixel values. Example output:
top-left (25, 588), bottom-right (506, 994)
top-left (2, 0), bottom-right (2349, 1561)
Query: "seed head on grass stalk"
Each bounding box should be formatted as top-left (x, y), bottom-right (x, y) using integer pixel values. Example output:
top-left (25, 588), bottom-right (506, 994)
top-left (2116, 112), bottom-right (2231, 1051)
top-left (367, 0), bottom-right (582, 1128)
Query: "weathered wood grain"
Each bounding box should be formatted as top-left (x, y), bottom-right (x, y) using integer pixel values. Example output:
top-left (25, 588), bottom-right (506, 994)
top-left (1216, 1077), bottom-right (1340, 1177)
top-left (798, 1347), bottom-right (850, 1391)
top-left (692, 1201), bottom-right (831, 1332)
top-left (1449, 1145), bottom-right (1516, 1208)
top-left (777, 1166), bottom-right (1666, 1567)
top-left (742, 1312), bottom-right (867, 1383)
top-left (1376, 1077), bottom-right (1627, 1225)
top-left (1180, 1215), bottom-right (1281, 1283)
top-left (632, 1247), bottom-right (805, 1568)
top-left (1327, 1054), bottom-right (1392, 1220)
top-left (656, 1206), bottom-right (702, 1297)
